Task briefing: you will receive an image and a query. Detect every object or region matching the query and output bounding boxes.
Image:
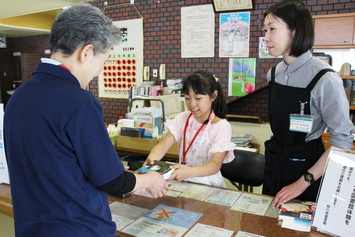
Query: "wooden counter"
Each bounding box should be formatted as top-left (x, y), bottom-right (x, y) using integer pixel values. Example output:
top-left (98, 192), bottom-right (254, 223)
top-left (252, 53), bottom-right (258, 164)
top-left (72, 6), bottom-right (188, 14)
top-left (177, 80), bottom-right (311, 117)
top-left (0, 183), bottom-right (328, 237)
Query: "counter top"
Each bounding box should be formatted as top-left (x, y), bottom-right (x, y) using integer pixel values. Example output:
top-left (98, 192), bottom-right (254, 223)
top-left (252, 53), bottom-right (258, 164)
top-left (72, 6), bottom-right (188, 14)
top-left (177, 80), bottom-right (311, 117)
top-left (0, 183), bottom-right (328, 237)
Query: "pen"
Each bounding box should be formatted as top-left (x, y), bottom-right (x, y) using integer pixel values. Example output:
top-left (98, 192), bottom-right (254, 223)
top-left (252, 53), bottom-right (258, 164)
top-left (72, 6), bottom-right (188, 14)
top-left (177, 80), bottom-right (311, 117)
top-left (289, 158), bottom-right (306, 161)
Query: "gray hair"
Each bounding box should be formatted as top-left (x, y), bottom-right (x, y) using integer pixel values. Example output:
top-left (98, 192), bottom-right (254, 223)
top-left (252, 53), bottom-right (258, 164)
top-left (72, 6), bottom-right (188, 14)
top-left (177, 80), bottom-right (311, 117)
top-left (50, 2), bottom-right (122, 56)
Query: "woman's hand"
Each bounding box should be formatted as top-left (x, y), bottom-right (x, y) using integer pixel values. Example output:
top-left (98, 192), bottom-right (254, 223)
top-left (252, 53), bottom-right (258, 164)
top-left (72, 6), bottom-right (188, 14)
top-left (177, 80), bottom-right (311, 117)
top-left (273, 177), bottom-right (310, 207)
top-left (167, 164), bottom-right (192, 182)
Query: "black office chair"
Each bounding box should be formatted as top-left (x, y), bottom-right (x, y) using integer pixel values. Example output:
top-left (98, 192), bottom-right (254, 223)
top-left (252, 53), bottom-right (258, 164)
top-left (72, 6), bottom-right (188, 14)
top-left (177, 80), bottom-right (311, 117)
top-left (221, 150), bottom-right (265, 193)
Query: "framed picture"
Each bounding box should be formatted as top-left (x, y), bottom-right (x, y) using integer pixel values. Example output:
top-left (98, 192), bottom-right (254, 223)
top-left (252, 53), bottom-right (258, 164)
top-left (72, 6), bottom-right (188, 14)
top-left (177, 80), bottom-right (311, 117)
top-left (313, 52), bottom-right (332, 66)
top-left (213, 0), bottom-right (253, 12)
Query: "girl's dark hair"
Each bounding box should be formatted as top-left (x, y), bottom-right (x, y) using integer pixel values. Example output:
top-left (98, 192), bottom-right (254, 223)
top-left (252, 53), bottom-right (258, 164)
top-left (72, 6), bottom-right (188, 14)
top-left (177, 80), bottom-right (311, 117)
top-left (182, 70), bottom-right (227, 118)
top-left (264, 0), bottom-right (314, 57)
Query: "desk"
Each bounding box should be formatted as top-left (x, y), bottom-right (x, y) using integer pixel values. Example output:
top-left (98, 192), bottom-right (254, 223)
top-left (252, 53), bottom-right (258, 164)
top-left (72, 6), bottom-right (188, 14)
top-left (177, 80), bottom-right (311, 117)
top-left (0, 183), bottom-right (328, 237)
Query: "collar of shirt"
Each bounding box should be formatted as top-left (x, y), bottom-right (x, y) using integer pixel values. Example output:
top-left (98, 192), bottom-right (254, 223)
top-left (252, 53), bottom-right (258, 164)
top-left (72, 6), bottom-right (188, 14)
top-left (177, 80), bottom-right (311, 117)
top-left (277, 51), bottom-right (313, 85)
top-left (280, 50), bottom-right (313, 74)
top-left (41, 58), bottom-right (61, 66)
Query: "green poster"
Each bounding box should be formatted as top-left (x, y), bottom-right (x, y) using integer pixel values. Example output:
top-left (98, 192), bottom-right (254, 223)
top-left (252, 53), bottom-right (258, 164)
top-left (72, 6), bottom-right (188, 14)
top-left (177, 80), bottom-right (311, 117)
top-left (228, 58), bottom-right (256, 97)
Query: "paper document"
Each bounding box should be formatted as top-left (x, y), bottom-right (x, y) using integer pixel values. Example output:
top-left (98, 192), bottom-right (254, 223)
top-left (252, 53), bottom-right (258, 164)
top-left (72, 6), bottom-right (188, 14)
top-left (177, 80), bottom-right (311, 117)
top-left (235, 231), bottom-right (266, 237)
top-left (184, 223), bottom-right (234, 237)
top-left (122, 204), bottom-right (203, 237)
top-left (230, 193), bottom-right (273, 216)
top-left (205, 189), bottom-right (242, 206)
top-left (109, 202), bottom-right (150, 230)
top-left (179, 184), bottom-right (216, 201)
top-left (168, 180), bottom-right (193, 192)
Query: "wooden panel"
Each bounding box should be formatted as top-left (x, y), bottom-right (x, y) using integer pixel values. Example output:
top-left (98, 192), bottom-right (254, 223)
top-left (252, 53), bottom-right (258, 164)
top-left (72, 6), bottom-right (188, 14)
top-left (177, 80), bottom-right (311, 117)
top-left (314, 17), bottom-right (354, 46)
top-left (322, 133), bottom-right (331, 151)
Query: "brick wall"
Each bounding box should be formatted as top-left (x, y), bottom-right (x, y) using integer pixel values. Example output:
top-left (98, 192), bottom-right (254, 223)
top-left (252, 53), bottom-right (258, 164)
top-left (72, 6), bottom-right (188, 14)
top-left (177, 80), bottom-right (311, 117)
top-left (0, 0), bottom-right (353, 124)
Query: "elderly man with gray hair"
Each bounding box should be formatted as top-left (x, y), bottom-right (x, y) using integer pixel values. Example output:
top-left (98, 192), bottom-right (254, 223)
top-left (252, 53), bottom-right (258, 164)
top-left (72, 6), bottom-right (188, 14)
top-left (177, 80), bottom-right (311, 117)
top-left (4, 3), bottom-right (168, 237)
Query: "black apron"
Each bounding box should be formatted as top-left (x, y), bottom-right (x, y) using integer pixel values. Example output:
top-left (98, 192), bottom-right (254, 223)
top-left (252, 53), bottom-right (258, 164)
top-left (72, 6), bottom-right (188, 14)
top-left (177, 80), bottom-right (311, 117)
top-left (263, 66), bottom-right (334, 201)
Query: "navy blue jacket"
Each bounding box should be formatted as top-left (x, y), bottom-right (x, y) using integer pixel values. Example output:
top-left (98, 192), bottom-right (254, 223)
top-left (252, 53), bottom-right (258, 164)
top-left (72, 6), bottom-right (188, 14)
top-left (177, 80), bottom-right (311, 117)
top-left (4, 62), bottom-right (124, 236)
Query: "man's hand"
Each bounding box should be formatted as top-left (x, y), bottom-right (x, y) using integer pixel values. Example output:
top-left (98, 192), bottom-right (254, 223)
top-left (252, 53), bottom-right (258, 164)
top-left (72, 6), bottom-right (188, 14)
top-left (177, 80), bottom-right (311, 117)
top-left (273, 177), bottom-right (310, 207)
top-left (145, 171), bottom-right (169, 198)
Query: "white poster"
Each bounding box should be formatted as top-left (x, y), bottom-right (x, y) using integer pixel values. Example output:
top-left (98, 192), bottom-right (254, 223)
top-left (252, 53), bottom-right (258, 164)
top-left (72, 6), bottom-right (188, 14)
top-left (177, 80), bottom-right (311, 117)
top-left (98, 18), bottom-right (144, 99)
top-left (219, 12), bottom-right (250, 57)
top-left (313, 148), bottom-right (355, 236)
top-left (0, 37), bottom-right (6, 48)
top-left (181, 5), bottom-right (215, 58)
top-left (0, 104), bottom-right (9, 184)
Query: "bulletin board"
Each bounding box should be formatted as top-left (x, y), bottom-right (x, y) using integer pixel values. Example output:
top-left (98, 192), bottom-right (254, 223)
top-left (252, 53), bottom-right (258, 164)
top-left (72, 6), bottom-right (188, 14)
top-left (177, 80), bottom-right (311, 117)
top-left (98, 18), bottom-right (143, 99)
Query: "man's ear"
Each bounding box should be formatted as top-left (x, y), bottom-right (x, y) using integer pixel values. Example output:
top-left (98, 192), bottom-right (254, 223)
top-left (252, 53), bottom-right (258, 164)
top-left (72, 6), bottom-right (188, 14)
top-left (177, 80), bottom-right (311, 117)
top-left (78, 44), bottom-right (94, 63)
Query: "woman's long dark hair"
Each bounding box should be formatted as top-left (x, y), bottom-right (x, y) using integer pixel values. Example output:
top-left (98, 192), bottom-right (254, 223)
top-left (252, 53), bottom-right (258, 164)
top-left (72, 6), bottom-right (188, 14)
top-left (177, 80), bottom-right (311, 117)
top-left (182, 70), bottom-right (227, 118)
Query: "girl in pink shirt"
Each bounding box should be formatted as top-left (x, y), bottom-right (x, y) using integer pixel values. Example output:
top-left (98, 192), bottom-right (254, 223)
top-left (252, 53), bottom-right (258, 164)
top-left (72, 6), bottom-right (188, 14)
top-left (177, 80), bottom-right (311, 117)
top-left (144, 70), bottom-right (235, 187)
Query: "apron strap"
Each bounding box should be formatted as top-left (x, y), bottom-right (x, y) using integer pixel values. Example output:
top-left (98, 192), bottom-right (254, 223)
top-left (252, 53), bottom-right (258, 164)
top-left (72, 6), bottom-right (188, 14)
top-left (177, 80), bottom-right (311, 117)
top-left (271, 66), bottom-right (276, 82)
top-left (305, 68), bottom-right (334, 93)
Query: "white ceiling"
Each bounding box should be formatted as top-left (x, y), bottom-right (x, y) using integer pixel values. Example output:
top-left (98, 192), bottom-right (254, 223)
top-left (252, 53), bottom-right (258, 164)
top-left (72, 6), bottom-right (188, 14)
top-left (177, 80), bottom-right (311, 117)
top-left (0, 0), bottom-right (92, 38)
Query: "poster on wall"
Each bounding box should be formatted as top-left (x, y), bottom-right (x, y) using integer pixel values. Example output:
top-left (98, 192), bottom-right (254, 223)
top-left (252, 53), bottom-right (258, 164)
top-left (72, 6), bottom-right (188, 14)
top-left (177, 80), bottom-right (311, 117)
top-left (213, 0), bottom-right (253, 12)
top-left (259, 37), bottom-right (283, 59)
top-left (181, 4), bottom-right (215, 58)
top-left (219, 12), bottom-right (250, 58)
top-left (228, 58), bottom-right (256, 97)
top-left (0, 37), bottom-right (6, 48)
top-left (98, 18), bottom-right (143, 99)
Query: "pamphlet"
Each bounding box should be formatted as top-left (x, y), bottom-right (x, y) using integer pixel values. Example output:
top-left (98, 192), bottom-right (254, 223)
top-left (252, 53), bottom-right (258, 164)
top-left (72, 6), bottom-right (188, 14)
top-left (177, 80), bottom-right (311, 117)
top-left (235, 231), bottom-right (266, 237)
top-left (179, 184), bottom-right (216, 201)
top-left (205, 189), bottom-right (242, 206)
top-left (122, 204), bottom-right (203, 237)
top-left (230, 193), bottom-right (273, 216)
top-left (168, 180), bottom-right (193, 192)
top-left (184, 223), bottom-right (234, 237)
top-left (109, 202), bottom-right (150, 230)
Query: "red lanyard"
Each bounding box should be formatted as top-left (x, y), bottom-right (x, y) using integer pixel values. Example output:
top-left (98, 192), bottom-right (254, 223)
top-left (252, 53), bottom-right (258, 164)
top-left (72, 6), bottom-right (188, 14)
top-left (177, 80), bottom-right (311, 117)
top-left (182, 111), bottom-right (212, 165)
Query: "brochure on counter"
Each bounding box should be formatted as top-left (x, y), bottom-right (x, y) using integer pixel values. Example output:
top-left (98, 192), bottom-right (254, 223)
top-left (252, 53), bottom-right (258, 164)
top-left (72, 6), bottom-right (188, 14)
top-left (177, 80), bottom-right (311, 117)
top-left (185, 223), bottom-right (234, 237)
top-left (230, 193), bottom-right (273, 216)
top-left (109, 202), bottom-right (150, 231)
top-left (122, 204), bottom-right (203, 237)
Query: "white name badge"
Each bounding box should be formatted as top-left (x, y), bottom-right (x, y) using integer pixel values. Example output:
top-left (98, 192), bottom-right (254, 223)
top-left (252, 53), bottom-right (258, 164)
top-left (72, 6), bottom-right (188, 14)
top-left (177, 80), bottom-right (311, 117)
top-left (289, 114), bottom-right (314, 133)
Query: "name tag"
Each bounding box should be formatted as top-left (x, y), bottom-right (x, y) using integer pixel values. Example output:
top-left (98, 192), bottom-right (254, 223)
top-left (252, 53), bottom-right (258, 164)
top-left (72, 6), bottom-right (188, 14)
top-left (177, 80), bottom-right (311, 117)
top-left (289, 114), bottom-right (314, 133)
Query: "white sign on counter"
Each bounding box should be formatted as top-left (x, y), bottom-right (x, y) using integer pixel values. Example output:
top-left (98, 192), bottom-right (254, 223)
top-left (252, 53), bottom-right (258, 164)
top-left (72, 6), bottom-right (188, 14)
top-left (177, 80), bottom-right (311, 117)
top-left (0, 104), bottom-right (9, 184)
top-left (313, 148), bottom-right (355, 236)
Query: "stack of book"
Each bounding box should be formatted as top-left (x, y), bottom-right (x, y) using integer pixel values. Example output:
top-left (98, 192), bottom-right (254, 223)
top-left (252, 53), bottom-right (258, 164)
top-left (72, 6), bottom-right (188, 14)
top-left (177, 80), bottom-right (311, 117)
top-left (278, 199), bottom-right (316, 232)
top-left (231, 134), bottom-right (253, 147)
